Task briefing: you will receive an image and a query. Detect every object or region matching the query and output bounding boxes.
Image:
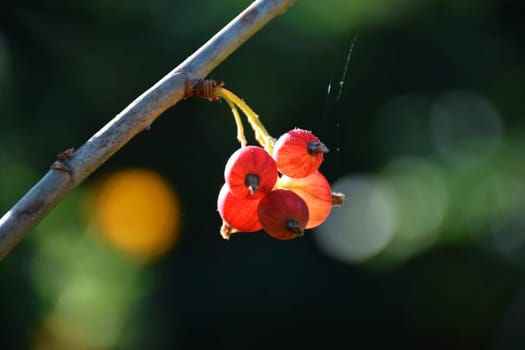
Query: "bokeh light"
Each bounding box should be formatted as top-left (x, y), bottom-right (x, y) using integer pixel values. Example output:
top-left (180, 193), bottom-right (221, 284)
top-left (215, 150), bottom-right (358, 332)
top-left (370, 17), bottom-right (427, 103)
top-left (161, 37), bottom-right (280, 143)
top-left (33, 313), bottom-right (94, 350)
top-left (86, 168), bottom-right (182, 262)
top-left (316, 141), bottom-right (525, 268)
top-left (30, 229), bottom-right (150, 350)
top-left (430, 90), bottom-right (504, 167)
top-left (314, 175), bottom-right (396, 263)
top-left (376, 157), bottom-right (448, 262)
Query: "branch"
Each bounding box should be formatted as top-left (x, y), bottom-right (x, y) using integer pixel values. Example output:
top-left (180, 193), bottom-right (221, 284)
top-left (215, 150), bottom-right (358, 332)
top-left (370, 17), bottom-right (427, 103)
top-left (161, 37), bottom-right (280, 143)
top-left (0, 0), bottom-right (296, 261)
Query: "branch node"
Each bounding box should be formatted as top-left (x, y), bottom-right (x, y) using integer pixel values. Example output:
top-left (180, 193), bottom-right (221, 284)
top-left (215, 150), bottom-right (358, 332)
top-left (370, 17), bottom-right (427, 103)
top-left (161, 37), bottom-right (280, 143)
top-left (50, 147), bottom-right (75, 175)
top-left (56, 147), bottom-right (75, 161)
top-left (185, 79), bottom-right (224, 101)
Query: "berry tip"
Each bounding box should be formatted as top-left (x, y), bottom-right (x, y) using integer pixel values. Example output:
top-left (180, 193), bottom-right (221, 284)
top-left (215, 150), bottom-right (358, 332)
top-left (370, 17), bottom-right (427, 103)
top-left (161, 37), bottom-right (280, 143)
top-left (285, 219), bottom-right (304, 237)
top-left (220, 222), bottom-right (239, 240)
top-left (307, 141), bottom-right (330, 155)
top-left (245, 173), bottom-right (259, 195)
top-left (331, 192), bottom-right (346, 207)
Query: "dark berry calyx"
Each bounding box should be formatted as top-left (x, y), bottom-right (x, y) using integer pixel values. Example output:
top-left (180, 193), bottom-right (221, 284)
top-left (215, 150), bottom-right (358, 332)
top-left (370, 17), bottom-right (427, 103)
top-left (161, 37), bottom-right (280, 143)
top-left (245, 173), bottom-right (260, 195)
top-left (331, 192), bottom-right (346, 207)
top-left (285, 219), bottom-right (304, 236)
top-left (307, 141), bottom-right (329, 155)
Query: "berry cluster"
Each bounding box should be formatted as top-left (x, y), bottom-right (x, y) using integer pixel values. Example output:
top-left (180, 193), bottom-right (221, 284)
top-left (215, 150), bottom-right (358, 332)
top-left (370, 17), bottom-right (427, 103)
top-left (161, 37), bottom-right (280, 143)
top-left (218, 129), bottom-right (336, 240)
top-left (187, 79), bottom-right (345, 241)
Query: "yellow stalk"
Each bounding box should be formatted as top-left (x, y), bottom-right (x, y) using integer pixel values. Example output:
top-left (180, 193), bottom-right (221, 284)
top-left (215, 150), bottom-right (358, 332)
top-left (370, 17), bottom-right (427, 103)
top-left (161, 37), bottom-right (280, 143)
top-left (214, 86), bottom-right (275, 153)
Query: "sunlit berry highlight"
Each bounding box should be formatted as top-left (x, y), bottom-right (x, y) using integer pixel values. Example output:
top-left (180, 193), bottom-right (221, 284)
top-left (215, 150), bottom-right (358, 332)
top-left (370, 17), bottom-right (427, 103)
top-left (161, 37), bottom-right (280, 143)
top-left (224, 146), bottom-right (278, 199)
top-left (279, 171), bottom-right (332, 229)
top-left (272, 129), bottom-right (329, 178)
top-left (217, 183), bottom-right (262, 236)
top-left (257, 189), bottom-right (309, 240)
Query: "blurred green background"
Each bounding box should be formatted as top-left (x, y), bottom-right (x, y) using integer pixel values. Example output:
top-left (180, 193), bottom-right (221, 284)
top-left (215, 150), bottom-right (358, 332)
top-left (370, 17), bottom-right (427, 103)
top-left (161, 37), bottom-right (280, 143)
top-left (1, 0), bottom-right (525, 349)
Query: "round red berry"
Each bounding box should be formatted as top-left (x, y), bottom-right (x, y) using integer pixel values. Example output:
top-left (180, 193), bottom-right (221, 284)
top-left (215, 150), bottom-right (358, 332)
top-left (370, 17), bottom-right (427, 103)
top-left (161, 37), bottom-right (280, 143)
top-left (272, 129), bottom-right (329, 178)
top-left (217, 183), bottom-right (262, 233)
top-left (257, 189), bottom-right (309, 240)
top-left (224, 146), bottom-right (278, 199)
top-left (279, 171), bottom-right (332, 229)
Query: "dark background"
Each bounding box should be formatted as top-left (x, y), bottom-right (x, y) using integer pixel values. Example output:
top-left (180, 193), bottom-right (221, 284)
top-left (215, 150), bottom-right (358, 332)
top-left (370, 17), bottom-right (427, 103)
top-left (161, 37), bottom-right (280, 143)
top-left (1, 0), bottom-right (524, 349)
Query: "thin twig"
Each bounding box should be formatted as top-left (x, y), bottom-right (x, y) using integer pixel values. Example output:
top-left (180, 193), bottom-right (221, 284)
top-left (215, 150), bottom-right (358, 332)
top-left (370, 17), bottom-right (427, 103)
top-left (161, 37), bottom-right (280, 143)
top-left (0, 0), bottom-right (295, 261)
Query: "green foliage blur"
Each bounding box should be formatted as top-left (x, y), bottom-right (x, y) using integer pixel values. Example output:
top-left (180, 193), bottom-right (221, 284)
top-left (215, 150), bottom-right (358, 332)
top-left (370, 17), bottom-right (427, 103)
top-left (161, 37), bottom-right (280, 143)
top-left (1, 0), bottom-right (524, 349)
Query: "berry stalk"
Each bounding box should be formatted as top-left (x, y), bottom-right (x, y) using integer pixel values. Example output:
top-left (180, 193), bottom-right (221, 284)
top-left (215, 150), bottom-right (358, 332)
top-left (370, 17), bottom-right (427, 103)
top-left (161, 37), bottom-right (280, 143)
top-left (214, 86), bottom-right (276, 152)
top-left (222, 96), bottom-right (247, 147)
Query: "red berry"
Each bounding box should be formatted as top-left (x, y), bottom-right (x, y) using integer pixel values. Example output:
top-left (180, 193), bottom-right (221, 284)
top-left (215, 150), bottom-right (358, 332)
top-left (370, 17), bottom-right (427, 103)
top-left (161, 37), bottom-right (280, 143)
top-left (224, 146), bottom-right (278, 199)
top-left (257, 189), bottom-right (309, 240)
top-left (279, 171), bottom-right (332, 229)
top-left (272, 129), bottom-right (329, 178)
top-left (217, 183), bottom-right (262, 234)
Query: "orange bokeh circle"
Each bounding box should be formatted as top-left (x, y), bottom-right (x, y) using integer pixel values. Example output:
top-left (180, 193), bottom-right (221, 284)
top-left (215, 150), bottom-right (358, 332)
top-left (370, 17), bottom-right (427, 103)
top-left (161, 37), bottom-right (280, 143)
top-left (91, 169), bottom-right (181, 261)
